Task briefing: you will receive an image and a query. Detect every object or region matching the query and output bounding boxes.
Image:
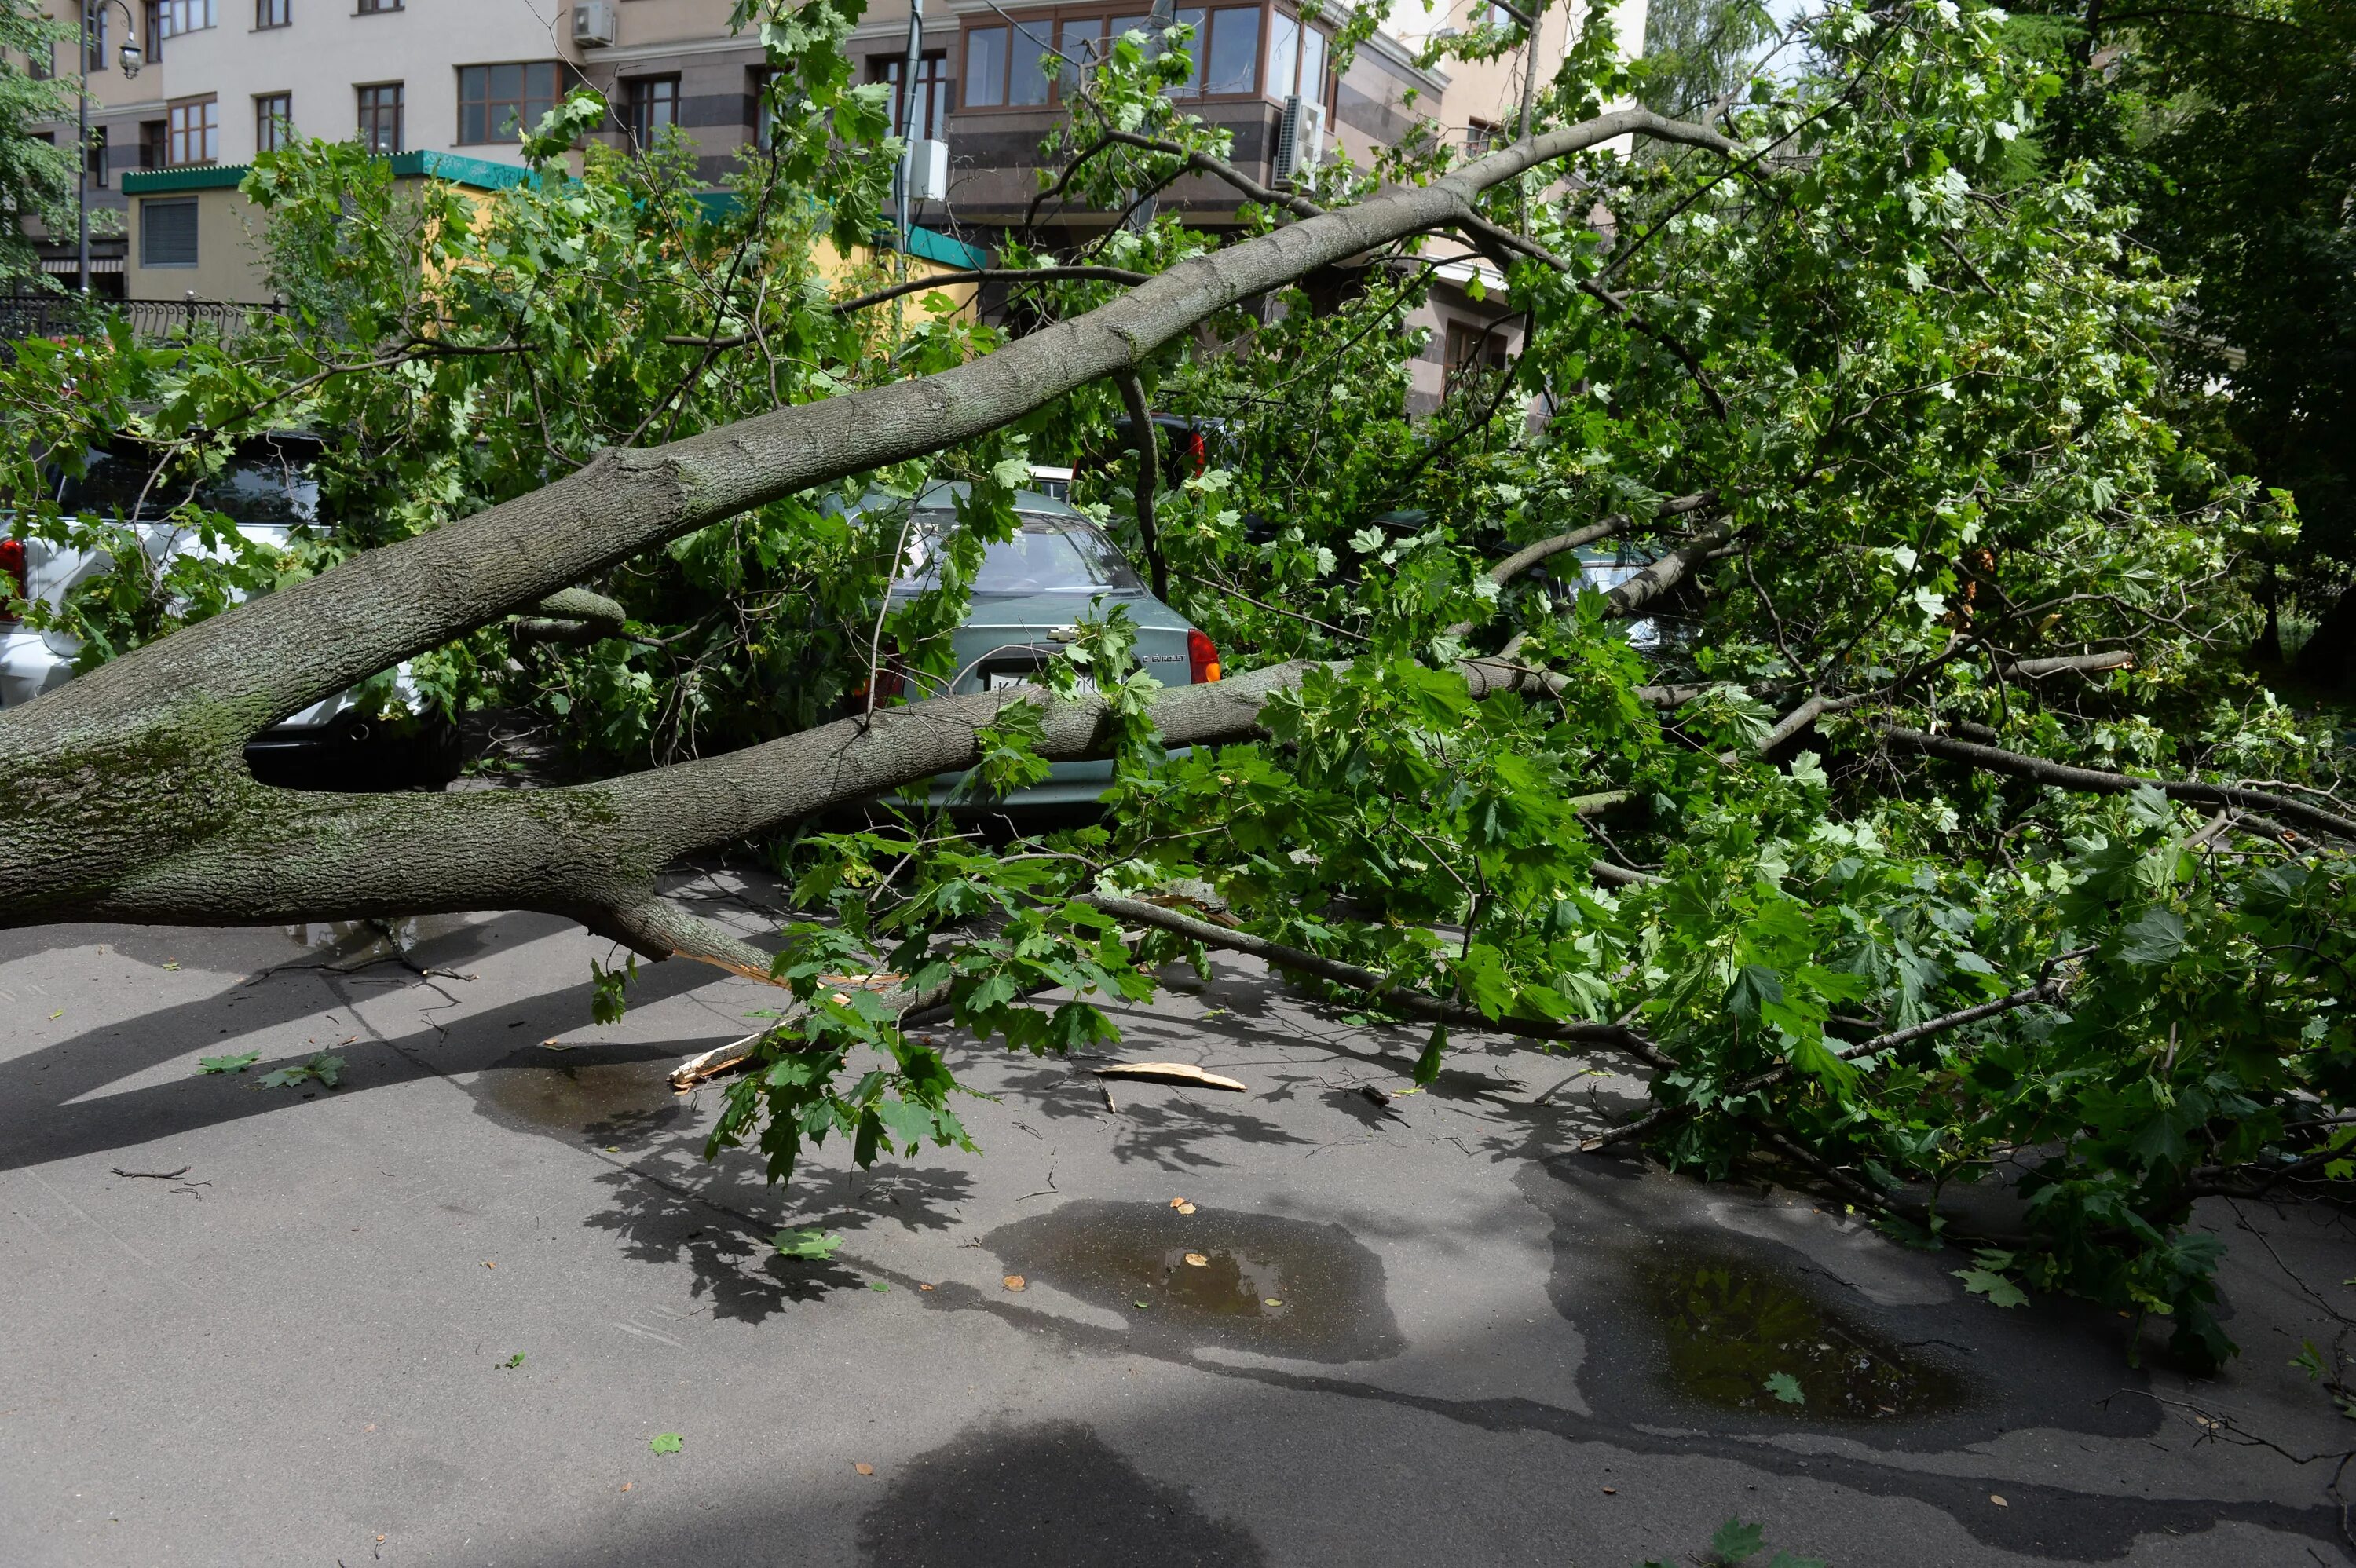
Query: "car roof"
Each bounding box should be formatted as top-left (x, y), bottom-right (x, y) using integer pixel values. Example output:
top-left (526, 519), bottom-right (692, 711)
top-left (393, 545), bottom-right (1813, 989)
top-left (843, 481), bottom-right (1090, 522)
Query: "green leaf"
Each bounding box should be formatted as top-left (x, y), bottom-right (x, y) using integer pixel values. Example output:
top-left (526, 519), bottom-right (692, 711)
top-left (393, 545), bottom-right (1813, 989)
top-left (257, 1052), bottom-right (345, 1090)
top-left (869, 1280), bottom-right (889, 1292)
top-left (649, 1432), bottom-right (683, 1454)
top-left (1712, 1517), bottom-right (1767, 1560)
top-left (774, 1227), bottom-right (844, 1260)
top-left (1413, 1022), bottom-right (1447, 1087)
top-left (2117, 907), bottom-right (2186, 967)
top-left (500, 1352), bottom-right (525, 1369)
top-left (1764, 1372), bottom-right (1805, 1405)
top-left (196, 1050), bottom-right (262, 1075)
top-left (1955, 1267), bottom-right (2028, 1308)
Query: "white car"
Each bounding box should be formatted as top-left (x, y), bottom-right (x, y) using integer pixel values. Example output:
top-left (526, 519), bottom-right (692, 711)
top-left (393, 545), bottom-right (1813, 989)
top-left (1, 435), bottom-right (460, 789)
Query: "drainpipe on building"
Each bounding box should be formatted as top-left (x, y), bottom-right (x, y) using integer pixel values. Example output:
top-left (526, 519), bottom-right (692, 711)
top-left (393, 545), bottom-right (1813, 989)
top-left (897, 0), bottom-right (924, 248)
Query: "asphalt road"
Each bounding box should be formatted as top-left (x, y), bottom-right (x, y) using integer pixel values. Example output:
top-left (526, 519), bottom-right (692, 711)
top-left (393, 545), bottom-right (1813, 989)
top-left (5, 873), bottom-right (2353, 1566)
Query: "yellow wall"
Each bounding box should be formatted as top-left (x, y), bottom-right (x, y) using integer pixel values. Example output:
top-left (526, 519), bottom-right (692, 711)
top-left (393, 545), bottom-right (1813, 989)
top-left (126, 188), bottom-right (270, 303)
top-left (124, 180), bottom-right (980, 323)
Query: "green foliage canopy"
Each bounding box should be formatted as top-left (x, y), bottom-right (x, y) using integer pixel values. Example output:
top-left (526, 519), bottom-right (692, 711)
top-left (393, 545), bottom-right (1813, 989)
top-left (2, 0), bottom-right (2351, 1370)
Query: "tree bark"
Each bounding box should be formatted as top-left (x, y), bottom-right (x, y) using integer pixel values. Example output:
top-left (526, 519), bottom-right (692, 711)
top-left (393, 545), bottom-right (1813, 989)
top-left (0, 108), bottom-right (1734, 952)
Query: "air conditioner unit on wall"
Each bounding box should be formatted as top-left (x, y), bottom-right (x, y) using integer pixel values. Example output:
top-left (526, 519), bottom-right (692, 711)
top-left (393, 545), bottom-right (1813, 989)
top-left (906, 138), bottom-right (949, 203)
top-left (1271, 95), bottom-right (1326, 182)
top-left (572, 1), bottom-right (616, 47)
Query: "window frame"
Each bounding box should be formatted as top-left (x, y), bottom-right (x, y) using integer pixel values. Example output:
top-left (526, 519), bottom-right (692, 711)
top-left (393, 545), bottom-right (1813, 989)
top-left (1442, 317), bottom-right (1513, 394)
top-left (869, 50), bottom-right (950, 143)
top-left (255, 92), bottom-right (293, 153)
top-left (256, 0), bottom-right (290, 29)
top-left (164, 95), bottom-right (219, 167)
top-left (155, 0), bottom-right (217, 38)
top-left (955, 3), bottom-right (1330, 115)
top-left (141, 197), bottom-right (200, 269)
top-left (357, 81), bottom-right (404, 155)
top-left (355, 0), bottom-right (402, 13)
top-left (623, 75), bottom-right (681, 148)
top-left (455, 60), bottom-right (565, 147)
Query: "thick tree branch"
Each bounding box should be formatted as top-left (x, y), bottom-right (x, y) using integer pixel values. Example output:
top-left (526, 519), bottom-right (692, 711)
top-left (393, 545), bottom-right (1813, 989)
top-left (0, 106), bottom-right (1736, 938)
top-left (1113, 368), bottom-right (1169, 601)
top-left (1883, 726), bottom-right (2356, 843)
top-left (17, 105), bottom-right (1727, 748)
top-left (2002, 649), bottom-right (2135, 679)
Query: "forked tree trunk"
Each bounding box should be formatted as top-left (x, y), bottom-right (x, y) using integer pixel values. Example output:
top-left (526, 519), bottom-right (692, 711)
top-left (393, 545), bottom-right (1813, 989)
top-left (0, 110), bottom-right (1733, 970)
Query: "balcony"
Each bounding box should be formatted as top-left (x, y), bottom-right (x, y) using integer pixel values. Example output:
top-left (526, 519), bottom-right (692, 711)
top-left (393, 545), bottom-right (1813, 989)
top-left (940, 1), bottom-right (1331, 231)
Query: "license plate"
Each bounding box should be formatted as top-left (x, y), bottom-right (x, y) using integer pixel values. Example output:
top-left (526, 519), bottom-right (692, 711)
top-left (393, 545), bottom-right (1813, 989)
top-left (986, 670), bottom-right (1096, 694)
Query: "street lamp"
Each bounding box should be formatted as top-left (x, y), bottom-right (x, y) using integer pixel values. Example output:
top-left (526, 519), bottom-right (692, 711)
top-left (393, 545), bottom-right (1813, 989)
top-left (77, 0), bottom-right (141, 297)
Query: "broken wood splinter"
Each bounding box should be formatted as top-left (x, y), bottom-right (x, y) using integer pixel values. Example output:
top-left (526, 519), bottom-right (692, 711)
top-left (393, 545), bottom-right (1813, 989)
top-left (1093, 1062), bottom-right (1248, 1092)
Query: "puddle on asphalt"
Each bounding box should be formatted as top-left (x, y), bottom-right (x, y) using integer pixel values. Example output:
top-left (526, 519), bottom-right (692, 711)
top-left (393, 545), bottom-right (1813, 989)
top-left (984, 1200), bottom-right (1404, 1363)
top-left (472, 1045), bottom-right (693, 1145)
top-left (1635, 1246), bottom-right (1966, 1419)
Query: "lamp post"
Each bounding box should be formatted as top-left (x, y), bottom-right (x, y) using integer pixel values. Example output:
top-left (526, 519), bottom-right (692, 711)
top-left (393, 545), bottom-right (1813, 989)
top-left (77, 0), bottom-right (143, 296)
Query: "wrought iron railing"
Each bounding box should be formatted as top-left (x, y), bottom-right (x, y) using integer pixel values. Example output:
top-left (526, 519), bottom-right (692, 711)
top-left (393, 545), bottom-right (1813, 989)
top-left (0, 292), bottom-right (285, 350)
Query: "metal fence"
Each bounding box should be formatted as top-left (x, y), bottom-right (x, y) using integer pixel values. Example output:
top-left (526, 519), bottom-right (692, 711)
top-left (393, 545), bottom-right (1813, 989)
top-left (0, 292), bottom-right (284, 349)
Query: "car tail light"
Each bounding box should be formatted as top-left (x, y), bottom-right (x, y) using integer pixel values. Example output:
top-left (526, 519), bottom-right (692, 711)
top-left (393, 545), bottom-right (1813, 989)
top-left (851, 663), bottom-right (905, 707)
top-left (1187, 628), bottom-right (1221, 684)
top-left (0, 539), bottom-right (25, 622)
top-left (1183, 430), bottom-right (1208, 477)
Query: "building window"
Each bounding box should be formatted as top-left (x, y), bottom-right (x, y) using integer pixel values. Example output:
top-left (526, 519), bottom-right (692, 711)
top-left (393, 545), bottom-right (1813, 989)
top-left (624, 75), bottom-right (679, 146)
top-left (28, 39), bottom-right (53, 79)
top-left (257, 0), bottom-right (289, 27)
top-left (964, 6), bottom-right (1277, 108)
top-left (869, 52), bottom-right (948, 142)
top-left (357, 82), bottom-right (403, 153)
top-left (138, 119), bottom-right (166, 170)
top-left (155, 0), bottom-right (217, 37)
top-left (256, 93), bottom-right (293, 152)
top-left (87, 126), bottom-right (108, 188)
top-left (1443, 319), bottom-right (1511, 392)
top-left (1465, 117), bottom-right (1500, 157)
top-left (85, 9), bottom-right (105, 71)
top-left (459, 62), bottom-right (562, 145)
top-left (166, 97), bottom-right (219, 166)
top-left (1202, 5), bottom-right (1260, 93)
top-left (1266, 10), bottom-right (1326, 102)
top-left (752, 68), bottom-right (777, 150)
top-left (141, 199), bottom-right (199, 269)
top-left (960, 22), bottom-right (1051, 108)
top-left (357, 0), bottom-right (401, 11)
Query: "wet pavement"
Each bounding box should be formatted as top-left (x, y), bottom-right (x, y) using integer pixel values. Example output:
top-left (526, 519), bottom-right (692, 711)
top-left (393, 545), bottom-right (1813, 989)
top-left (3, 870), bottom-right (2354, 1566)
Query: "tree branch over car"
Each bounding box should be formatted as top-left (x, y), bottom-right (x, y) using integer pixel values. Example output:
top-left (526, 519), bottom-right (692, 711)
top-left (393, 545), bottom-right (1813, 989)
top-left (3, 0), bottom-right (2352, 1368)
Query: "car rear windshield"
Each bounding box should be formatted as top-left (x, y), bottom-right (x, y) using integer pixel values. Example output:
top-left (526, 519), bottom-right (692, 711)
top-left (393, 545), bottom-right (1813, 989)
top-left (53, 444), bottom-right (320, 526)
top-left (894, 511), bottom-right (1144, 596)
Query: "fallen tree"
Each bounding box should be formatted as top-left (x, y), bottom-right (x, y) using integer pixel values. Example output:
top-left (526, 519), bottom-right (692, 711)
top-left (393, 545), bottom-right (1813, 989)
top-left (4, 0), bottom-right (2351, 1365)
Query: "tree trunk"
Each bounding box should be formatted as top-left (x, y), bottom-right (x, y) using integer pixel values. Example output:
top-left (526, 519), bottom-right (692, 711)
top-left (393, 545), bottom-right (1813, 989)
top-left (0, 108), bottom-right (1732, 959)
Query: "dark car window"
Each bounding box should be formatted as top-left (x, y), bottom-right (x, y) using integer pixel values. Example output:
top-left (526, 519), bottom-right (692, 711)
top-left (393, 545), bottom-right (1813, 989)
top-left (896, 511), bottom-right (1144, 595)
top-left (53, 443), bottom-right (320, 526)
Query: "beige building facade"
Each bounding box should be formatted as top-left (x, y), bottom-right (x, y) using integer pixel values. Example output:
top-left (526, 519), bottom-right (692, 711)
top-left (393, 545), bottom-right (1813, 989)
top-left (18, 0), bottom-right (1641, 407)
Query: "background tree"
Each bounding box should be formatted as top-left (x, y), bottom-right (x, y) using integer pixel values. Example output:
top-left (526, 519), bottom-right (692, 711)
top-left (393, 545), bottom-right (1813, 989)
top-left (0, 0), bottom-right (77, 287)
top-left (1636, 0), bottom-right (1781, 116)
top-left (2010, 0), bottom-right (2355, 682)
top-left (2, 0), bottom-right (2351, 1369)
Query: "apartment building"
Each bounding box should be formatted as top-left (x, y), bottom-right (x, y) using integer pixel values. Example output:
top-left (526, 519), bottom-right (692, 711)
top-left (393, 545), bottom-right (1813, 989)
top-left (22, 0), bottom-right (1641, 401)
top-left (29, 0), bottom-right (573, 291)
